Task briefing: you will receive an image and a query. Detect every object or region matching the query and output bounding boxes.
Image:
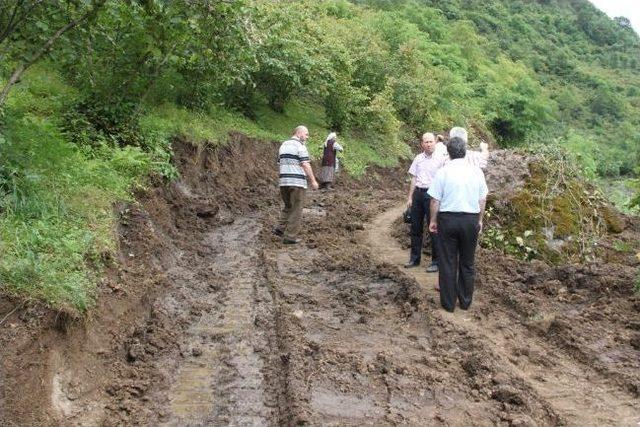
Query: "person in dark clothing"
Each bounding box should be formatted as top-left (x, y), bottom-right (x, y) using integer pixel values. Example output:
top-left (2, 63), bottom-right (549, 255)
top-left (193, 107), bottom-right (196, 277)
top-left (319, 132), bottom-right (343, 190)
top-left (428, 137), bottom-right (488, 312)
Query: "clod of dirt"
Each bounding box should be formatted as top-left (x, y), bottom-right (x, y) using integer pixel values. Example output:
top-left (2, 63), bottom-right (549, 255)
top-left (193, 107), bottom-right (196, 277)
top-left (526, 312), bottom-right (557, 335)
top-left (630, 334), bottom-right (640, 351)
top-left (191, 347), bottom-right (203, 357)
top-left (491, 385), bottom-right (525, 406)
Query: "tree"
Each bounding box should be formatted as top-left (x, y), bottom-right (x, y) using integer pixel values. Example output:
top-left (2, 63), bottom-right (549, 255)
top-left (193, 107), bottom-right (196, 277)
top-left (614, 16), bottom-right (632, 30)
top-left (0, 0), bottom-right (106, 108)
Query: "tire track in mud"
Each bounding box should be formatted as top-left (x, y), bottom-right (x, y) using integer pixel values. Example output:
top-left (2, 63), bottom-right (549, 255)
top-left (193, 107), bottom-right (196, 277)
top-left (368, 204), bottom-right (640, 426)
top-left (158, 216), bottom-right (279, 426)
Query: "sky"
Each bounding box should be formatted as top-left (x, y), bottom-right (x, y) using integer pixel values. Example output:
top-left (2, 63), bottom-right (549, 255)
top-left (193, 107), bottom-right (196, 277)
top-left (589, 0), bottom-right (640, 34)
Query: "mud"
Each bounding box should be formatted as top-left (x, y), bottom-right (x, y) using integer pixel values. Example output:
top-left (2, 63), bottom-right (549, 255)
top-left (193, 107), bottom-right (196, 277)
top-left (1, 137), bottom-right (639, 426)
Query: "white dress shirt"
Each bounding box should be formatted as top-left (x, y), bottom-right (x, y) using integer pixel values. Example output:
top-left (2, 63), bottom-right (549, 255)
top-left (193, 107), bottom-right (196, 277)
top-left (428, 158), bottom-right (488, 213)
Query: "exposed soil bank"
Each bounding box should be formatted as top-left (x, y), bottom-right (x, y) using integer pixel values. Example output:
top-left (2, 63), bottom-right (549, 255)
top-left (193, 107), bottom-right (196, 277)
top-left (1, 136), bottom-right (639, 426)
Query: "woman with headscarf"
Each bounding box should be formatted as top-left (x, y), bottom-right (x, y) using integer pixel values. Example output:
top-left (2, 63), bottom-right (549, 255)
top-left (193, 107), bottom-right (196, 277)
top-left (319, 132), bottom-right (343, 190)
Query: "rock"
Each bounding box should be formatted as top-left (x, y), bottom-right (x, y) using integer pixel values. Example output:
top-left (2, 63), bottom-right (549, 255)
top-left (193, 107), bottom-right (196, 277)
top-left (491, 385), bottom-right (525, 405)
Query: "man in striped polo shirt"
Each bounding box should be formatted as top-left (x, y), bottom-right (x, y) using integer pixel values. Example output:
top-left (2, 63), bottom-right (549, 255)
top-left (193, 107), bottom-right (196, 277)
top-left (274, 125), bottom-right (319, 244)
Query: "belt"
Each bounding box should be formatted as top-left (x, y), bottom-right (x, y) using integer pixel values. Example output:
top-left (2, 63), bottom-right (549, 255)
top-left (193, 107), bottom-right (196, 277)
top-left (415, 187), bottom-right (429, 192)
top-left (440, 211), bottom-right (479, 216)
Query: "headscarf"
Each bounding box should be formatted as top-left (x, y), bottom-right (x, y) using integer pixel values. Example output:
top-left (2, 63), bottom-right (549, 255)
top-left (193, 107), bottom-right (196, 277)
top-left (324, 132), bottom-right (337, 147)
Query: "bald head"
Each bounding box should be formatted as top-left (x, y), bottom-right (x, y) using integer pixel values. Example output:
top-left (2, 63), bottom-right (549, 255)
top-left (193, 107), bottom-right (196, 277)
top-left (422, 132), bottom-right (435, 143)
top-left (293, 125), bottom-right (309, 142)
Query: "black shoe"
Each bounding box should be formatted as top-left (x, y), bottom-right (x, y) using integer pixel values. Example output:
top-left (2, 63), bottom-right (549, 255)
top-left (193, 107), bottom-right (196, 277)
top-left (404, 262), bottom-right (419, 268)
top-left (272, 228), bottom-right (284, 236)
top-left (283, 237), bottom-right (301, 244)
top-left (425, 264), bottom-right (438, 273)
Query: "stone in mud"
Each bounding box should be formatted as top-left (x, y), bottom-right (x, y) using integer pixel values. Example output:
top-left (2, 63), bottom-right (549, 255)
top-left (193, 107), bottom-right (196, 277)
top-left (491, 385), bottom-right (525, 405)
top-left (126, 340), bottom-right (146, 362)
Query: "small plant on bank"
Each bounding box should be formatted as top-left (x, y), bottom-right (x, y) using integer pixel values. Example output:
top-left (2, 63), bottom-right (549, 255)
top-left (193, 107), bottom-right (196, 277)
top-left (481, 208), bottom-right (538, 260)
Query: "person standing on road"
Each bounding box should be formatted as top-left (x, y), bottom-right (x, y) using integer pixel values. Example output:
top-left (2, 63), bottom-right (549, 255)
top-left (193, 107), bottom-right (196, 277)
top-left (405, 132), bottom-right (446, 272)
top-left (434, 133), bottom-right (447, 158)
top-left (274, 125), bottom-right (319, 244)
top-left (428, 137), bottom-right (488, 312)
top-left (319, 132), bottom-right (343, 190)
top-left (445, 126), bottom-right (489, 169)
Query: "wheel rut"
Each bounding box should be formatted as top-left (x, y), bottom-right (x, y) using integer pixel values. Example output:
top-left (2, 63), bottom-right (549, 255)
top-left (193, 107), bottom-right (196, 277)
top-left (160, 216), bottom-right (275, 425)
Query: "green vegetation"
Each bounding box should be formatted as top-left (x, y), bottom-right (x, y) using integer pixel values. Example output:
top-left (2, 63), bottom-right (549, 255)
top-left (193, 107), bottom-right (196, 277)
top-left (1, 0), bottom-right (640, 309)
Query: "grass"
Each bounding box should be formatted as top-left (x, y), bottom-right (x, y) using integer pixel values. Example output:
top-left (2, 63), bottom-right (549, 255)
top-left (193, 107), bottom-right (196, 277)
top-left (1, 67), bottom-right (411, 312)
top-left (142, 98), bottom-right (410, 176)
top-left (598, 177), bottom-right (637, 215)
top-left (0, 67), bottom-right (147, 312)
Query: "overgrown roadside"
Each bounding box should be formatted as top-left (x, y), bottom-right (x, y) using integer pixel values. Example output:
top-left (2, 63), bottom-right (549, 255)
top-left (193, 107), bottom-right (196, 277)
top-left (1, 136), bottom-right (639, 425)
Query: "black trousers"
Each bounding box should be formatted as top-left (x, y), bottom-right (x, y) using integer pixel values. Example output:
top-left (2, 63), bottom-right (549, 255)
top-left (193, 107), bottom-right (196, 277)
top-left (409, 187), bottom-right (438, 265)
top-left (437, 212), bottom-right (480, 312)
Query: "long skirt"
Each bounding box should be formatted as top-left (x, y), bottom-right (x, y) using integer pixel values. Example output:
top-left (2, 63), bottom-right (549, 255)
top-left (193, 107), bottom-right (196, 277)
top-left (319, 166), bottom-right (335, 184)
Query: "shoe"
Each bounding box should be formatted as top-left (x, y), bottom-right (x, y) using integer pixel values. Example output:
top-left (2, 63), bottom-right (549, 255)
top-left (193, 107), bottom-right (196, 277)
top-left (272, 228), bottom-right (284, 236)
top-left (425, 264), bottom-right (438, 273)
top-left (283, 237), bottom-right (300, 244)
top-left (404, 262), bottom-right (419, 268)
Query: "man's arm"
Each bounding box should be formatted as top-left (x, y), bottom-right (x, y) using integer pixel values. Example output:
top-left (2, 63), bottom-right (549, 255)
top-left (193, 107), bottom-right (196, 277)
top-left (478, 141), bottom-right (489, 169)
top-left (478, 198), bottom-right (486, 233)
top-left (407, 176), bottom-right (416, 207)
top-left (429, 198), bottom-right (440, 233)
top-left (301, 161), bottom-right (319, 190)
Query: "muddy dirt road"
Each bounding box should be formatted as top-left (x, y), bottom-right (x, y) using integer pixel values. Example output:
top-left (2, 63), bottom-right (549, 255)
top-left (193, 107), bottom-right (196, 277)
top-left (1, 139), bottom-right (639, 426)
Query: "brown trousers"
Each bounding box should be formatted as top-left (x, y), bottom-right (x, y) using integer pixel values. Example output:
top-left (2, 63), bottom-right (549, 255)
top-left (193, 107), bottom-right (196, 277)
top-left (279, 186), bottom-right (306, 239)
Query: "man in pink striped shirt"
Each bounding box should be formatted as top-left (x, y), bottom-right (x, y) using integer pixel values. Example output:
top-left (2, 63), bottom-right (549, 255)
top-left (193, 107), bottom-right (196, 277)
top-left (405, 132), bottom-right (446, 271)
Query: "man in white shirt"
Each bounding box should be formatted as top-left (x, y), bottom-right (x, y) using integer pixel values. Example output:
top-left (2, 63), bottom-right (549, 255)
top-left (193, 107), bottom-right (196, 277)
top-left (428, 137), bottom-right (488, 312)
top-left (274, 125), bottom-right (319, 244)
top-left (405, 133), bottom-right (446, 271)
top-left (435, 126), bottom-right (489, 170)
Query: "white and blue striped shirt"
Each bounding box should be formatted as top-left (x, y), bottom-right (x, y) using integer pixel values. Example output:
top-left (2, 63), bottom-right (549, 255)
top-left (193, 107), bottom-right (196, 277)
top-left (278, 137), bottom-right (310, 188)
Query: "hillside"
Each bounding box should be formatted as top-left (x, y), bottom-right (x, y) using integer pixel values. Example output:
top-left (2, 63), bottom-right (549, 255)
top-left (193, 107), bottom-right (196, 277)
top-left (1, 0), bottom-right (639, 310)
top-left (1, 1), bottom-right (640, 425)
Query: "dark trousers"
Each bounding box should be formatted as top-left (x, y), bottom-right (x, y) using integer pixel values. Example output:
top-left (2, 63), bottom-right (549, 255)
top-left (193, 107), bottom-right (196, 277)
top-left (409, 187), bottom-right (438, 265)
top-left (437, 212), bottom-right (480, 312)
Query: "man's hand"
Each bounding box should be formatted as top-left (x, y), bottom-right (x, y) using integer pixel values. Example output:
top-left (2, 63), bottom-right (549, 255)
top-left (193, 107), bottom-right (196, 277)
top-left (311, 181), bottom-right (319, 190)
top-left (478, 221), bottom-right (483, 234)
top-left (407, 197), bottom-right (412, 208)
top-left (429, 221), bottom-right (438, 234)
top-left (480, 141), bottom-right (489, 152)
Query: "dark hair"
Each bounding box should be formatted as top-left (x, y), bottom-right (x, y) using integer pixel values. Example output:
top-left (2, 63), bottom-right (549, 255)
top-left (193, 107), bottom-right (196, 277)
top-left (447, 137), bottom-right (466, 159)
